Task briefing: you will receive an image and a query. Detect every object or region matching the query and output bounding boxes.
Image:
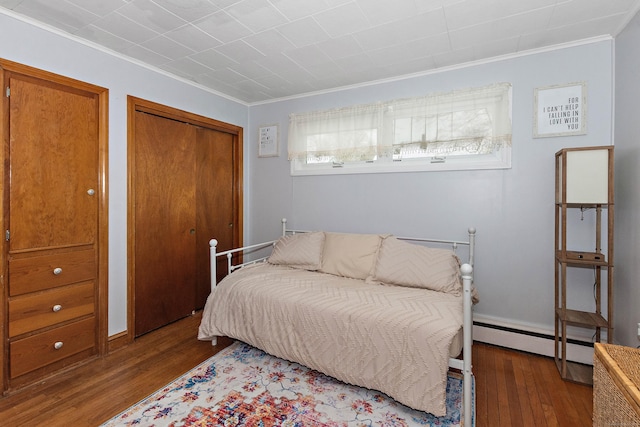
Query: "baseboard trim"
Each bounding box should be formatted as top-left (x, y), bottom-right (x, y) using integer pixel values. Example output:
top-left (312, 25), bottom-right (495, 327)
top-left (473, 317), bottom-right (594, 365)
top-left (107, 331), bottom-right (130, 353)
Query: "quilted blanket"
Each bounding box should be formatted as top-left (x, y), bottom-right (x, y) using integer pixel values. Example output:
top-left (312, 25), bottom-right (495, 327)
top-left (198, 263), bottom-right (463, 416)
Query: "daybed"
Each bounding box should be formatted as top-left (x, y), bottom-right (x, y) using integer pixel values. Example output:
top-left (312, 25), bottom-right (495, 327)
top-left (198, 219), bottom-right (476, 421)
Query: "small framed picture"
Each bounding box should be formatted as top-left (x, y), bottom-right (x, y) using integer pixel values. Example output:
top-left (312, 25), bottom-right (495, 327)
top-left (258, 124), bottom-right (279, 157)
top-left (534, 82), bottom-right (587, 138)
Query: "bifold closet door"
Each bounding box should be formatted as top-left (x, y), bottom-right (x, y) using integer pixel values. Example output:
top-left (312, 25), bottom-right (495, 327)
top-left (133, 112), bottom-right (237, 336)
top-left (134, 111), bottom-right (197, 336)
top-left (195, 127), bottom-right (235, 308)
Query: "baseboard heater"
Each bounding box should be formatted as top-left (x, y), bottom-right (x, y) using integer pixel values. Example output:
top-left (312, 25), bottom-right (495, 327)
top-left (473, 320), bottom-right (595, 365)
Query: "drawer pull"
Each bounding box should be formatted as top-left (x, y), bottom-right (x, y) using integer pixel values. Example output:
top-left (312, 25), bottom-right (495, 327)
top-left (53, 267), bottom-right (62, 275)
top-left (52, 304), bottom-right (62, 312)
top-left (53, 341), bottom-right (64, 350)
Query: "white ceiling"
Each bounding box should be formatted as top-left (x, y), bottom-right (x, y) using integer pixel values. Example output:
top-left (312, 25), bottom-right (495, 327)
top-left (1, 0), bottom-right (639, 104)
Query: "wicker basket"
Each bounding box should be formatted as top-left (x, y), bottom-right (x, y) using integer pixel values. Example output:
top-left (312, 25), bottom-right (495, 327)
top-left (593, 343), bottom-right (640, 426)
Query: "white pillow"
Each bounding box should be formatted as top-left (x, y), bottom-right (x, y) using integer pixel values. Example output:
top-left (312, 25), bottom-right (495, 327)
top-left (319, 232), bottom-right (384, 280)
top-left (268, 231), bottom-right (325, 270)
top-left (372, 237), bottom-right (462, 295)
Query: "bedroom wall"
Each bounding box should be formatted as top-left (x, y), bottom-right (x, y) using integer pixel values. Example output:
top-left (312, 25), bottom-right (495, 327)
top-left (248, 39), bottom-right (616, 356)
top-left (2, 8), bottom-right (630, 353)
top-left (614, 10), bottom-right (640, 349)
top-left (0, 11), bottom-right (250, 336)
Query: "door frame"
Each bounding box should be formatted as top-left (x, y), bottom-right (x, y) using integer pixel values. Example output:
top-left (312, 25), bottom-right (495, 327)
top-left (126, 96), bottom-right (243, 343)
top-left (0, 58), bottom-right (109, 392)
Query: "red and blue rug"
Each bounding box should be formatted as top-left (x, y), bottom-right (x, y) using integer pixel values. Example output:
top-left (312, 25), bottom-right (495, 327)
top-left (101, 341), bottom-right (473, 426)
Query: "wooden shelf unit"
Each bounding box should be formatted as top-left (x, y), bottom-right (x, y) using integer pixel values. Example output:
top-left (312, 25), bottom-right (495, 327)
top-left (554, 146), bottom-right (614, 385)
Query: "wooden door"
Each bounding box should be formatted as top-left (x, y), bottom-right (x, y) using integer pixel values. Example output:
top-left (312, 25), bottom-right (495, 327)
top-left (9, 76), bottom-right (98, 251)
top-left (131, 101), bottom-right (242, 337)
top-left (195, 127), bottom-right (236, 307)
top-left (134, 111), bottom-right (197, 336)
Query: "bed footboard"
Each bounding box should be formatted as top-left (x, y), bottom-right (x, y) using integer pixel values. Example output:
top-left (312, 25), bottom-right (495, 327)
top-left (209, 219), bottom-right (288, 294)
top-left (461, 263), bottom-right (474, 426)
top-left (209, 239), bottom-right (276, 292)
top-left (207, 239), bottom-right (277, 348)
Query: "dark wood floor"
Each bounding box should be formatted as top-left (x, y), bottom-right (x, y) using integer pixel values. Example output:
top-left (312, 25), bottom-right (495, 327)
top-left (0, 313), bottom-right (592, 426)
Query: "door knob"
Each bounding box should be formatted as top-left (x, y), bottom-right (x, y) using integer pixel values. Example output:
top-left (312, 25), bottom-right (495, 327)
top-left (87, 189), bottom-right (95, 196)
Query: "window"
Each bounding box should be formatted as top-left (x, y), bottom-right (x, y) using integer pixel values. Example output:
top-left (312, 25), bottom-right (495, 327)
top-left (288, 83), bottom-right (512, 175)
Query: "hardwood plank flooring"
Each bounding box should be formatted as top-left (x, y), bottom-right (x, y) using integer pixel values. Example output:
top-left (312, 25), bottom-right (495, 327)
top-left (0, 313), bottom-right (592, 426)
top-left (474, 342), bottom-right (593, 426)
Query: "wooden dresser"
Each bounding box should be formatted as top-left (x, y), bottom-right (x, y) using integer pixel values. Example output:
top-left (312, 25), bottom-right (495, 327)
top-left (0, 59), bottom-right (108, 392)
top-left (8, 249), bottom-right (97, 382)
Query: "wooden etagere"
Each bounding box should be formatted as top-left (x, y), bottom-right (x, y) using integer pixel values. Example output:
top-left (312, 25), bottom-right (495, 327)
top-left (554, 146), bottom-right (614, 385)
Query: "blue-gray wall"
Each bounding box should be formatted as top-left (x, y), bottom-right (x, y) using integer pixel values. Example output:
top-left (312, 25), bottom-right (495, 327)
top-left (614, 11), bottom-right (640, 348)
top-left (4, 8), bottom-right (635, 349)
top-left (248, 40), bottom-right (616, 347)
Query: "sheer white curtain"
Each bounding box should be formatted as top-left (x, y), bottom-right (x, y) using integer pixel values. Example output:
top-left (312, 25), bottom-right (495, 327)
top-left (288, 82), bottom-right (511, 164)
top-left (288, 103), bottom-right (383, 163)
top-left (385, 83), bottom-right (512, 159)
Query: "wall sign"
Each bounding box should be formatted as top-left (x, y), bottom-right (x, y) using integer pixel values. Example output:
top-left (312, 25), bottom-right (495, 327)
top-left (534, 82), bottom-right (586, 138)
top-left (258, 124), bottom-right (279, 157)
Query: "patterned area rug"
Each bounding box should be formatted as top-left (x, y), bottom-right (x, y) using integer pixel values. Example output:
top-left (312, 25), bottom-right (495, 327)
top-left (101, 341), bottom-right (474, 427)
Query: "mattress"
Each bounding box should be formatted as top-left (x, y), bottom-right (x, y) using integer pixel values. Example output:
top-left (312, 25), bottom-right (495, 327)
top-left (198, 262), bottom-right (464, 416)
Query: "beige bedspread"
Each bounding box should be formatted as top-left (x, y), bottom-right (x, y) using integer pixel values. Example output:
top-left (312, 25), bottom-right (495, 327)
top-left (198, 262), bottom-right (463, 416)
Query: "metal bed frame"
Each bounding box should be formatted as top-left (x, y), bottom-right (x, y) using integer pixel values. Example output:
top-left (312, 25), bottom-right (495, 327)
top-left (208, 218), bottom-right (476, 423)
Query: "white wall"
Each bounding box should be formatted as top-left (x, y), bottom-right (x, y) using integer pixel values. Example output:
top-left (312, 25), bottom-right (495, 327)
top-left (248, 40), bottom-right (615, 347)
top-left (614, 12), bottom-right (640, 348)
top-left (0, 11), bottom-right (249, 336)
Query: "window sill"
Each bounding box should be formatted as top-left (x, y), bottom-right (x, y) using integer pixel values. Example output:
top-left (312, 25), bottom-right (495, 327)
top-left (290, 151), bottom-right (511, 176)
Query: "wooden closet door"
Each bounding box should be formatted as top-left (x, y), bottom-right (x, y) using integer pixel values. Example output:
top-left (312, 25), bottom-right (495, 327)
top-left (134, 111), bottom-right (197, 336)
top-left (195, 127), bottom-right (236, 308)
top-left (9, 76), bottom-right (98, 250)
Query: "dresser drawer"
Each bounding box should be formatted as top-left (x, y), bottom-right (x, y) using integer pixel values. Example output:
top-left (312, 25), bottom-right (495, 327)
top-left (10, 317), bottom-right (95, 378)
top-left (8, 282), bottom-right (94, 337)
top-left (9, 249), bottom-right (95, 296)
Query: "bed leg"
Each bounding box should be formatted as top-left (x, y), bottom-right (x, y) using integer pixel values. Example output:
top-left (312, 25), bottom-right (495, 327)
top-left (211, 337), bottom-right (217, 347)
top-left (461, 263), bottom-right (474, 426)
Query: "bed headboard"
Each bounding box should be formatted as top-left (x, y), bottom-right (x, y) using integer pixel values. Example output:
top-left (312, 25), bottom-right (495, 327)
top-left (210, 218), bottom-right (476, 290)
top-left (284, 218), bottom-right (476, 270)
